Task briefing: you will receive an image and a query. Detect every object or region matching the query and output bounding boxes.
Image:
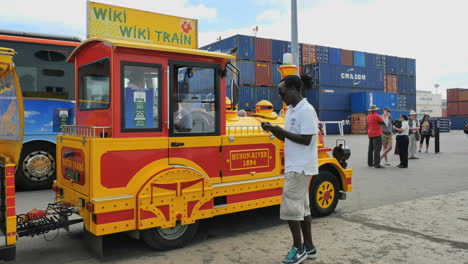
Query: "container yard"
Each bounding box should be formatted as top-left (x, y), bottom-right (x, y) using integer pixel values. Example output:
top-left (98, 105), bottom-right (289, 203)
top-left (201, 34), bottom-right (417, 134)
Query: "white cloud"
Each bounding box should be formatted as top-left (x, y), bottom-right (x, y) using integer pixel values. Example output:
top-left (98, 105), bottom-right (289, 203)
top-left (257, 10), bottom-right (282, 22)
top-left (200, 0), bottom-right (468, 98)
top-left (24, 111), bottom-right (40, 118)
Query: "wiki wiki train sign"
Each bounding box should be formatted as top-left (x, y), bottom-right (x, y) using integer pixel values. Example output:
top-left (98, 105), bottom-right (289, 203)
top-left (87, 1), bottom-right (198, 49)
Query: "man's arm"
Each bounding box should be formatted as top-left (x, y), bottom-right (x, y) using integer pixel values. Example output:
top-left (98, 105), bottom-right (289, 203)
top-left (267, 125), bottom-right (312, 145)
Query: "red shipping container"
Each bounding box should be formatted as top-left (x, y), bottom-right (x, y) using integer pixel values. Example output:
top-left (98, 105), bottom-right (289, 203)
top-left (301, 44), bottom-right (316, 65)
top-left (447, 101), bottom-right (468, 115)
top-left (447, 88), bottom-right (468, 102)
top-left (255, 38), bottom-right (272, 62)
top-left (341, 49), bottom-right (353, 66)
top-left (255, 61), bottom-right (273, 87)
top-left (459, 90), bottom-right (468, 101)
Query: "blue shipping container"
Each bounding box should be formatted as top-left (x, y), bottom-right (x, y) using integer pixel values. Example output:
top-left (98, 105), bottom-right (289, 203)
top-left (407, 94), bottom-right (416, 110)
top-left (365, 53), bottom-right (377, 68)
top-left (307, 87), bottom-right (351, 111)
top-left (376, 55), bottom-right (386, 70)
top-left (329, 48), bottom-right (341, 64)
top-left (306, 64), bottom-right (384, 89)
top-left (200, 35), bottom-right (255, 60)
top-left (254, 86), bottom-right (272, 104)
top-left (397, 57), bottom-right (407, 75)
top-left (408, 77), bottom-right (416, 94)
top-left (407, 58), bottom-right (416, 76)
top-left (397, 76), bottom-right (407, 94)
top-left (386, 56), bottom-right (397, 74)
top-left (397, 95), bottom-right (407, 110)
top-left (239, 86), bottom-right (255, 110)
top-left (272, 63), bottom-right (282, 86)
top-left (317, 111), bottom-right (351, 134)
top-left (268, 88), bottom-right (283, 110)
top-left (351, 92), bottom-right (397, 113)
top-left (354, 51), bottom-right (366, 67)
top-left (272, 40), bottom-right (291, 63)
top-left (236, 60), bottom-right (255, 85)
top-left (449, 116), bottom-right (468, 130)
top-left (391, 110), bottom-right (410, 119)
top-left (316, 46), bottom-right (329, 64)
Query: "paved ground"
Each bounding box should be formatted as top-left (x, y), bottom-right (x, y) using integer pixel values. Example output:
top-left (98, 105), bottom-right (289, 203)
top-left (11, 131), bottom-right (468, 263)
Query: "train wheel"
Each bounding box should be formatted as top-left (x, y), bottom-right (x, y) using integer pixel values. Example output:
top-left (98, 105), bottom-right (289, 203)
top-left (309, 170), bottom-right (339, 217)
top-left (142, 221), bottom-right (199, 250)
top-left (16, 142), bottom-right (56, 190)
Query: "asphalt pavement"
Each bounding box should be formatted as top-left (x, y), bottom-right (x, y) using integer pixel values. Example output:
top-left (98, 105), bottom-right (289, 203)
top-left (11, 130), bottom-right (468, 263)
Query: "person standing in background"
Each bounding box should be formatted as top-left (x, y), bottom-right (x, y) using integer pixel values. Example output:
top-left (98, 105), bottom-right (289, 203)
top-left (394, 114), bottom-right (410, 168)
top-left (367, 105), bottom-right (385, 168)
top-left (408, 110), bottom-right (420, 159)
top-left (419, 115), bottom-right (432, 153)
top-left (380, 107), bottom-right (394, 166)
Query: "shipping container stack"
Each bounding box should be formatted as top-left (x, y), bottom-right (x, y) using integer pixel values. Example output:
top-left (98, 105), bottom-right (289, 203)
top-left (201, 35), bottom-right (416, 134)
top-left (416, 90), bottom-right (442, 118)
top-left (201, 35), bottom-right (288, 111)
top-left (446, 88), bottom-right (468, 130)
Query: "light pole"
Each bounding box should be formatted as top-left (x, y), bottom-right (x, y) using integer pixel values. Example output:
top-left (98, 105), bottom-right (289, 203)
top-left (291, 0), bottom-right (299, 67)
top-left (434, 83), bottom-right (439, 95)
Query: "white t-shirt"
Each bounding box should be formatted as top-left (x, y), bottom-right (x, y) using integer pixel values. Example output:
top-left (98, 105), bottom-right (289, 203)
top-left (397, 120), bottom-right (409, 136)
top-left (284, 98), bottom-right (319, 175)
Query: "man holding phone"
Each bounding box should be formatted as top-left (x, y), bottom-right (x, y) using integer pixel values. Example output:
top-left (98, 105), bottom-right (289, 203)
top-left (262, 75), bottom-right (318, 264)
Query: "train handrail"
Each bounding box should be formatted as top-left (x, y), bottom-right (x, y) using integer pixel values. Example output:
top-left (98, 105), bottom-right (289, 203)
top-left (61, 125), bottom-right (111, 138)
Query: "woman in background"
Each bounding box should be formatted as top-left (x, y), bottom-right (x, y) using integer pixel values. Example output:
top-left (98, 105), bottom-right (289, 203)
top-left (419, 115), bottom-right (432, 153)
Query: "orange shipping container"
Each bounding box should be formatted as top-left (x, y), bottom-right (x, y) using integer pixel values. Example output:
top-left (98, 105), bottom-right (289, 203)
top-left (302, 44), bottom-right (316, 65)
top-left (384, 75), bottom-right (398, 93)
top-left (341, 49), bottom-right (353, 66)
top-left (351, 113), bottom-right (367, 134)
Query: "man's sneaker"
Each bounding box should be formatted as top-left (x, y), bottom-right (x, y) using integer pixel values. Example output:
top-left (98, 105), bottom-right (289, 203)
top-left (282, 246), bottom-right (307, 264)
top-left (304, 244), bottom-right (318, 259)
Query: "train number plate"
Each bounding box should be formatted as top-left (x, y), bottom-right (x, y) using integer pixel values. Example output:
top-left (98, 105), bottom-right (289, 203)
top-left (65, 168), bottom-right (81, 182)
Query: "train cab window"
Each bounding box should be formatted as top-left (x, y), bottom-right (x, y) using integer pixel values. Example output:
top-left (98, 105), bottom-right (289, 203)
top-left (121, 63), bottom-right (161, 131)
top-left (78, 58), bottom-right (110, 110)
top-left (171, 65), bottom-right (218, 135)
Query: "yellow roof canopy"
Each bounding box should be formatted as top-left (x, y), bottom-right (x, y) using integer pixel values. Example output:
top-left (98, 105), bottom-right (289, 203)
top-left (68, 37), bottom-right (234, 62)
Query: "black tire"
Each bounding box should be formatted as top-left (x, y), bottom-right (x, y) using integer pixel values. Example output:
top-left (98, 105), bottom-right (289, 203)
top-left (309, 170), bottom-right (340, 217)
top-left (16, 142), bottom-right (56, 190)
top-left (141, 221), bottom-right (199, 250)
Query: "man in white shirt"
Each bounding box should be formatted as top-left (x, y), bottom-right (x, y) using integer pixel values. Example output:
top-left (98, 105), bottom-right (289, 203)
top-left (394, 114), bottom-right (410, 168)
top-left (262, 75), bottom-right (318, 264)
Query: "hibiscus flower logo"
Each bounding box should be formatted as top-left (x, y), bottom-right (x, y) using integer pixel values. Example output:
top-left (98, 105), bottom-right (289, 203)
top-left (181, 20), bottom-right (193, 34)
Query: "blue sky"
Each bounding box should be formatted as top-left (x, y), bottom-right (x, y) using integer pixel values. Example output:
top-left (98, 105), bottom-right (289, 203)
top-left (2, 0), bottom-right (468, 98)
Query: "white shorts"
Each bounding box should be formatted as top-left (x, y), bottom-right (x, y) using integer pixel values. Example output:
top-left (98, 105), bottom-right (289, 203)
top-left (280, 171), bottom-right (312, 221)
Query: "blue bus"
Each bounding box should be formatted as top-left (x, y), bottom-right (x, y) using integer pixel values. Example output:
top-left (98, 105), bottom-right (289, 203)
top-left (0, 30), bottom-right (80, 190)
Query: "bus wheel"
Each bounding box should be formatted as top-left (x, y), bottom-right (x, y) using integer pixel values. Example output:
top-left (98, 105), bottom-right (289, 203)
top-left (17, 142), bottom-right (56, 190)
top-left (309, 170), bottom-right (339, 217)
top-left (141, 221), bottom-right (199, 250)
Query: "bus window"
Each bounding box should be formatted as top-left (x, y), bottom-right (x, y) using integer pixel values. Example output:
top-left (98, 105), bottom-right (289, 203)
top-left (122, 63), bottom-right (161, 131)
top-left (78, 58), bottom-right (110, 110)
top-left (172, 65), bottom-right (217, 135)
top-left (1, 41), bottom-right (77, 100)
